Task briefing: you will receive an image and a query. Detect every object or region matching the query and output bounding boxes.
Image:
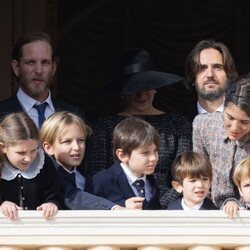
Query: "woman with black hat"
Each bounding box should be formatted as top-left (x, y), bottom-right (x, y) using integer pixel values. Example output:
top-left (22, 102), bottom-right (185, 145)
top-left (85, 48), bottom-right (192, 207)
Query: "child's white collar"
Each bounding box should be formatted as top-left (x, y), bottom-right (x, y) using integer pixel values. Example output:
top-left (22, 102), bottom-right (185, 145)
top-left (120, 162), bottom-right (146, 184)
top-left (1, 148), bottom-right (44, 180)
top-left (181, 198), bottom-right (204, 210)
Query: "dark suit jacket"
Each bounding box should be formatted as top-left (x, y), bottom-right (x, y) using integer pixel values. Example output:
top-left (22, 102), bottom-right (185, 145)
top-left (91, 162), bottom-right (161, 209)
top-left (167, 197), bottom-right (218, 210)
top-left (53, 159), bottom-right (116, 210)
top-left (0, 94), bottom-right (84, 120)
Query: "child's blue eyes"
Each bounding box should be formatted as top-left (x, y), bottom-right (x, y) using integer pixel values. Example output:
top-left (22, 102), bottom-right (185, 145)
top-left (242, 184), bottom-right (250, 188)
top-left (140, 150), bottom-right (158, 155)
top-left (188, 177), bottom-right (209, 182)
top-left (16, 148), bottom-right (37, 155)
top-left (61, 139), bottom-right (85, 144)
top-left (62, 141), bottom-right (70, 144)
top-left (202, 177), bottom-right (209, 181)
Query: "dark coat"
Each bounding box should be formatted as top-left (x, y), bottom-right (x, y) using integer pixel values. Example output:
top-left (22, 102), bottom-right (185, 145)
top-left (91, 162), bottom-right (161, 209)
top-left (54, 160), bottom-right (116, 210)
top-left (0, 94), bottom-right (83, 120)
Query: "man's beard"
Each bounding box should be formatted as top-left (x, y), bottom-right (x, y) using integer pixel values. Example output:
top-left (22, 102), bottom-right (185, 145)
top-left (196, 86), bottom-right (226, 101)
top-left (19, 77), bottom-right (50, 99)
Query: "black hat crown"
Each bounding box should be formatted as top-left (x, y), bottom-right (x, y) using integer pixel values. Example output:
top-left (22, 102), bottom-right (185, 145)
top-left (102, 48), bottom-right (183, 96)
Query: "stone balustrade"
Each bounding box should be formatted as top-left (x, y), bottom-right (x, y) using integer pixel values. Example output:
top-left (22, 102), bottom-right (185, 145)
top-left (0, 210), bottom-right (250, 250)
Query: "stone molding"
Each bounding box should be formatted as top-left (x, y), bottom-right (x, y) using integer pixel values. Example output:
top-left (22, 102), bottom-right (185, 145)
top-left (0, 210), bottom-right (249, 249)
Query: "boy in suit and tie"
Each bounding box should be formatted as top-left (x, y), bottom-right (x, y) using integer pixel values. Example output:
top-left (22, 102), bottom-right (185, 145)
top-left (222, 157), bottom-right (250, 218)
top-left (167, 151), bottom-right (217, 210)
top-left (91, 116), bottom-right (161, 209)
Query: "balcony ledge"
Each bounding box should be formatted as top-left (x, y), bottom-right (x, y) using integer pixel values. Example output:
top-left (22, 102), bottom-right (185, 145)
top-left (0, 210), bottom-right (250, 249)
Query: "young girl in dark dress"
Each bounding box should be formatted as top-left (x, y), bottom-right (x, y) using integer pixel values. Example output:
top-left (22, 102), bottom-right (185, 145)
top-left (0, 112), bottom-right (60, 220)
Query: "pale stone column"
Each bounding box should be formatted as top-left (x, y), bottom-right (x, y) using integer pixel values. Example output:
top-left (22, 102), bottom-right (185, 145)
top-left (138, 246), bottom-right (170, 250)
top-left (188, 246), bottom-right (221, 250)
top-left (87, 247), bottom-right (120, 250)
top-left (39, 247), bottom-right (72, 250)
top-left (235, 247), bottom-right (250, 250)
top-left (0, 247), bottom-right (23, 250)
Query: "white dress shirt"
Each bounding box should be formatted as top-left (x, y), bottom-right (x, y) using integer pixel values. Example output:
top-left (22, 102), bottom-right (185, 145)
top-left (197, 101), bottom-right (224, 115)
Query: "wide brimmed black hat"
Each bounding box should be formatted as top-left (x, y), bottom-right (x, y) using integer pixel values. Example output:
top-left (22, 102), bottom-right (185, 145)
top-left (101, 48), bottom-right (183, 95)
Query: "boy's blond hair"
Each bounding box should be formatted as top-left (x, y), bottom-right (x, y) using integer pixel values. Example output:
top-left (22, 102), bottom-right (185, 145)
top-left (40, 111), bottom-right (91, 145)
top-left (172, 151), bottom-right (212, 185)
top-left (233, 158), bottom-right (250, 188)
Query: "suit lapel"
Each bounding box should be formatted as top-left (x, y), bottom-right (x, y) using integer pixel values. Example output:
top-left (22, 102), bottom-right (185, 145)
top-left (146, 175), bottom-right (157, 198)
top-left (10, 95), bottom-right (24, 112)
top-left (174, 198), bottom-right (184, 209)
top-left (110, 163), bottom-right (136, 198)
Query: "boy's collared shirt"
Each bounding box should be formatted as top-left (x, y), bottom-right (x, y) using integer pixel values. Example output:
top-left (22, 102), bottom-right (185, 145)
top-left (120, 162), bottom-right (152, 201)
top-left (181, 198), bottom-right (203, 210)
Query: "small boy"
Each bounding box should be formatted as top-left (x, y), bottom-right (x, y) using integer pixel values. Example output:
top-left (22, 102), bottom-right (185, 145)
top-left (167, 151), bottom-right (218, 210)
top-left (222, 157), bottom-right (250, 218)
top-left (90, 116), bottom-right (161, 209)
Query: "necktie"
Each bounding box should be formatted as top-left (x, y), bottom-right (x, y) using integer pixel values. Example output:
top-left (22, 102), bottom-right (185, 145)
top-left (133, 179), bottom-right (145, 197)
top-left (33, 102), bottom-right (47, 127)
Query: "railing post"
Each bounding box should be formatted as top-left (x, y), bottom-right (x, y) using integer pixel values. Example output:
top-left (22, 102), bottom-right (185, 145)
top-left (236, 247), bottom-right (250, 250)
top-left (188, 246), bottom-right (221, 250)
top-left (0, 248), bottom-right (23, 250)
top-left (86, 247), bottom-right (120, 250)
top-left (137, 246), bottom-right (170, 250)
top-left (39, 247), bottom-right (73, 250)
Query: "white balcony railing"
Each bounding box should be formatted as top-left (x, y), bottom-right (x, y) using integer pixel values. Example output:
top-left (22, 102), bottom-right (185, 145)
top-left (0, 210), bottom-right (250, 250)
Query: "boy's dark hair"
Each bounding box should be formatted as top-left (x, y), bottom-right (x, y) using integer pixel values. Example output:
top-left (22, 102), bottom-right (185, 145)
top-left (225, 74), bottom-right (250, 116)
top-left (112, 116), bottom-right (160, 161)
top-left (171, 151), bottom-right (212, 185)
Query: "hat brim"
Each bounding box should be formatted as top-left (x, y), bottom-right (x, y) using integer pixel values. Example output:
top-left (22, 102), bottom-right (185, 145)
top-left (101, 71), bottom-right (183, 95)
